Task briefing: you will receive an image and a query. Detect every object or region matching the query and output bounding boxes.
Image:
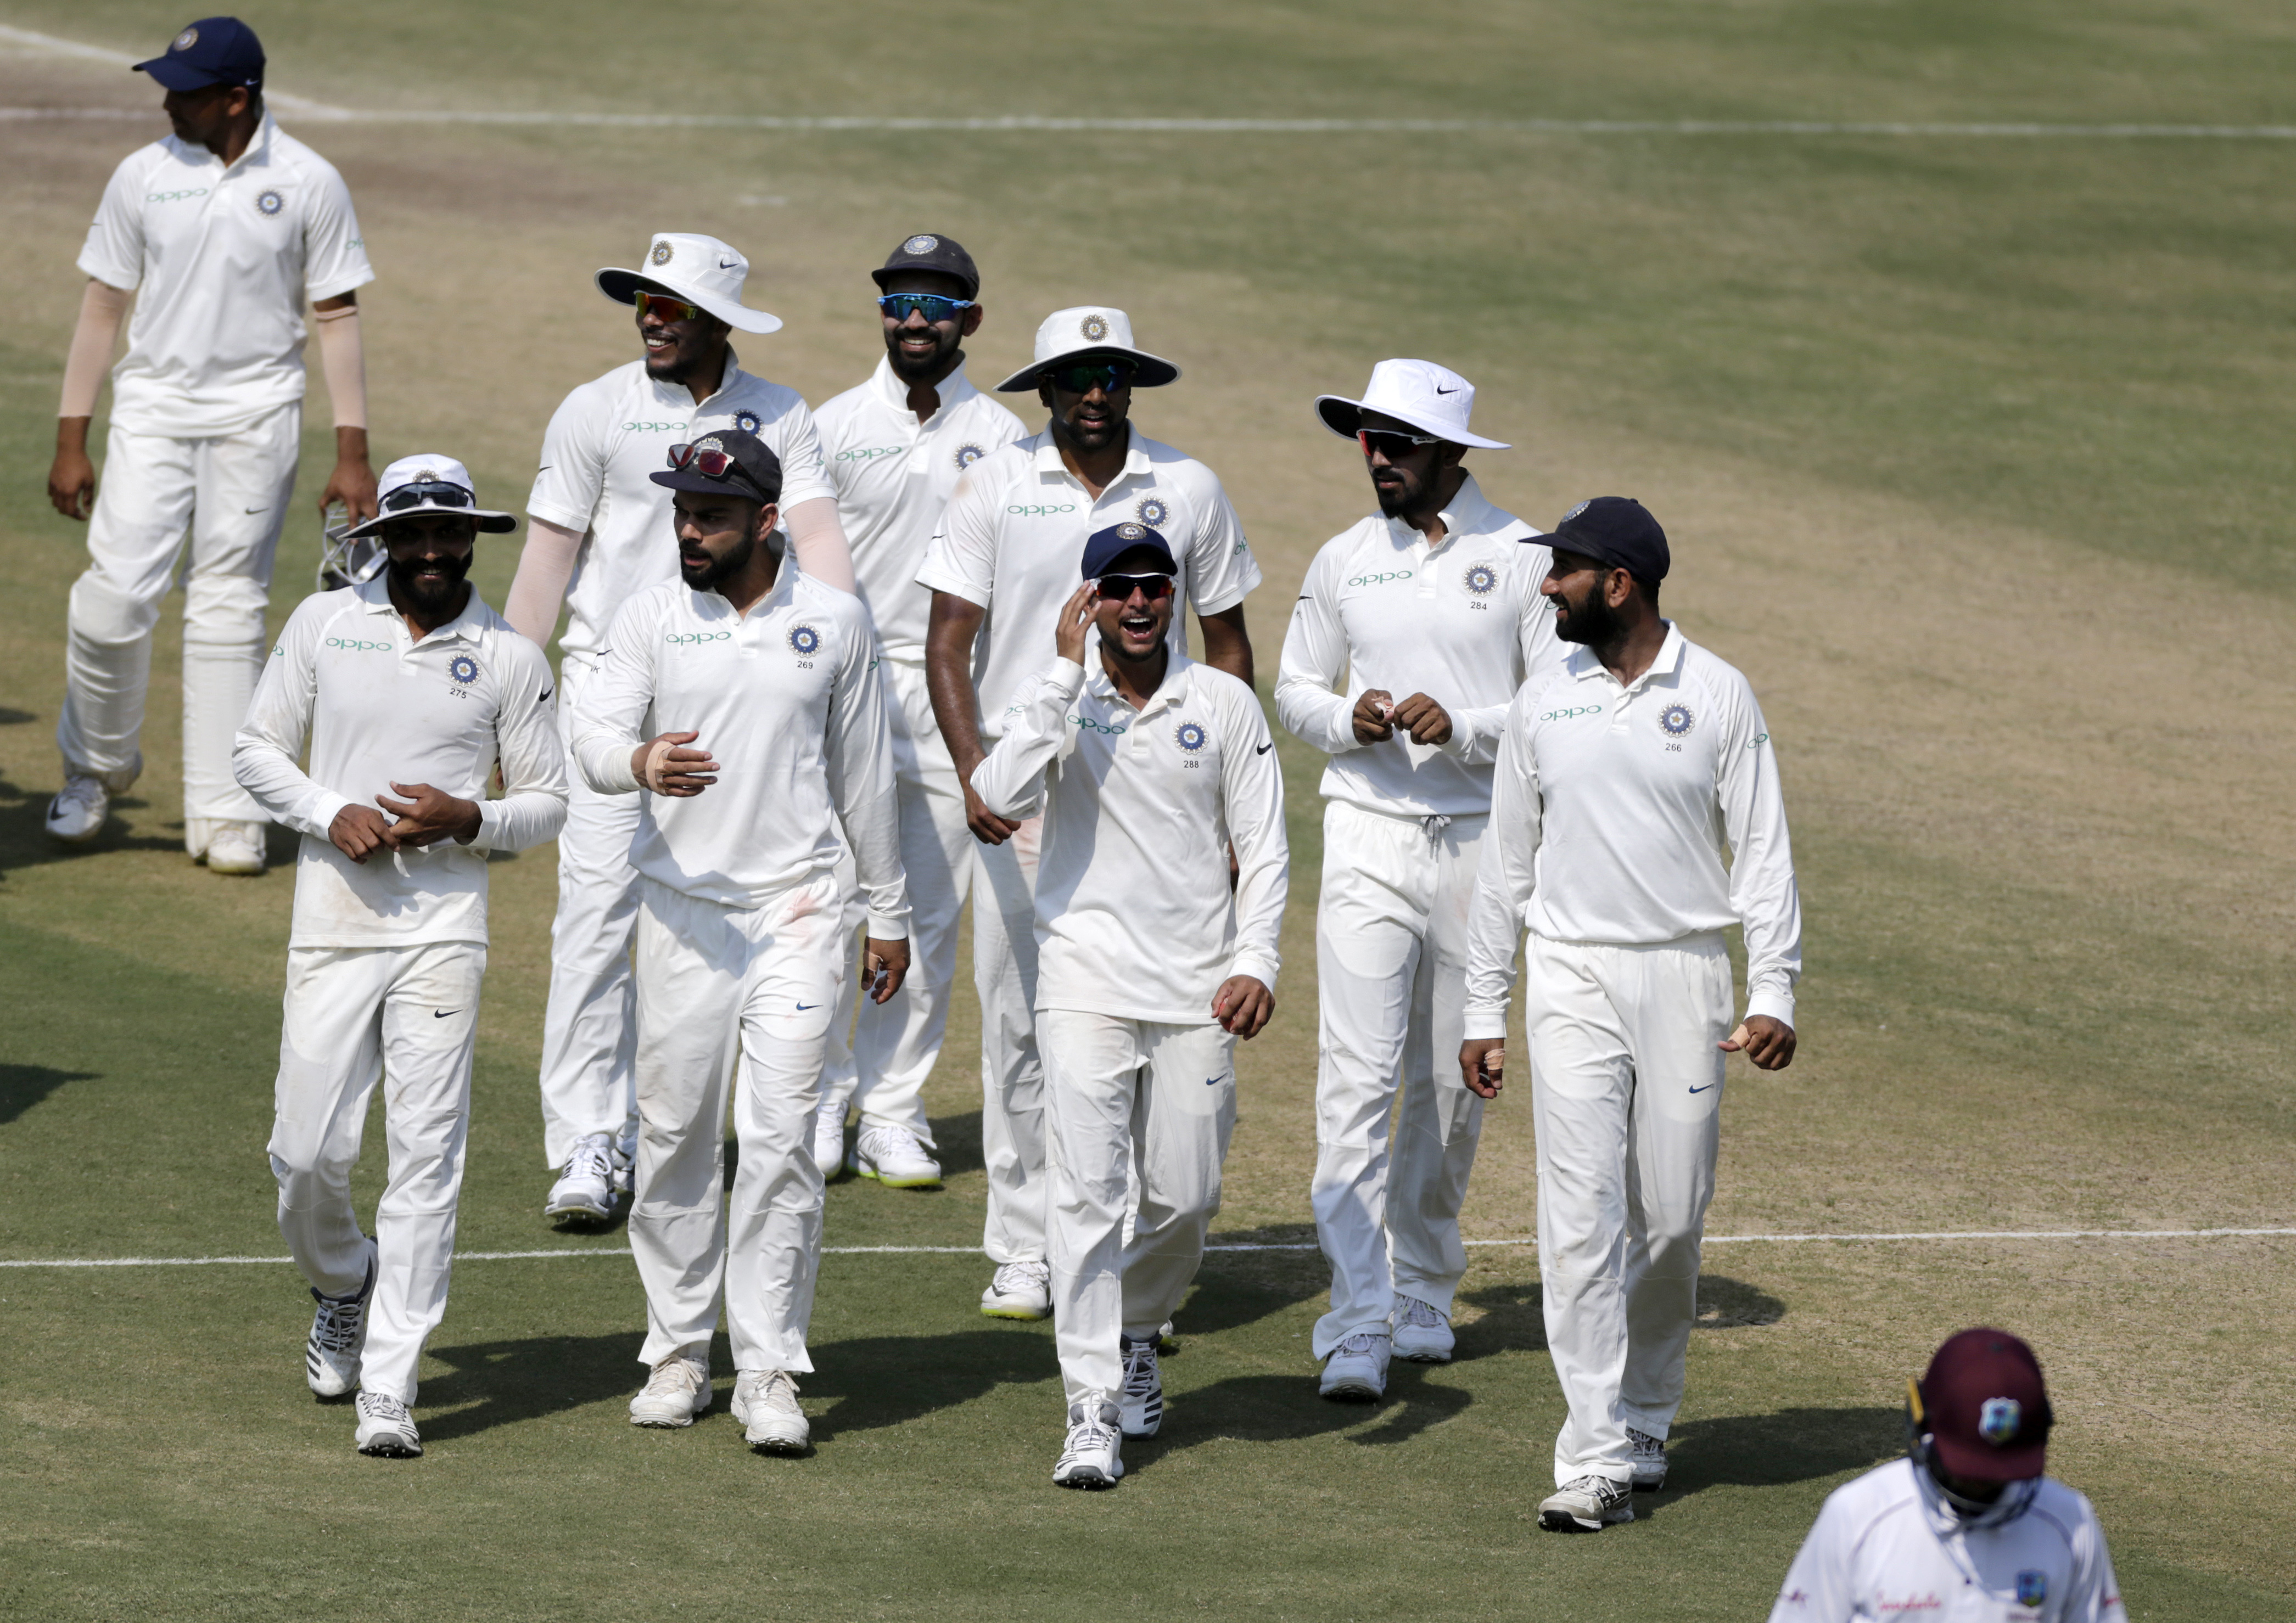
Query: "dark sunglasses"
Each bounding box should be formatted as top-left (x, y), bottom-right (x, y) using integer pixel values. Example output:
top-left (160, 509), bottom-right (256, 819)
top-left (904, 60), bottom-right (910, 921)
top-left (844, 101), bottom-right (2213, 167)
top-left (1095, 572), bottom-right (1174, 602)
top-left (1045, 361), bottom-right (1136, 395)
top-left (381, 481), bottom-right (475, 512)
top-left (668, 442), bottom-right (765, 494)
top-left (633, 290), bottom-right (706, 323)
top-left (1358, 428), bottom-right (1443, 459)
top-left (877, 292), bottom-right (975, 323)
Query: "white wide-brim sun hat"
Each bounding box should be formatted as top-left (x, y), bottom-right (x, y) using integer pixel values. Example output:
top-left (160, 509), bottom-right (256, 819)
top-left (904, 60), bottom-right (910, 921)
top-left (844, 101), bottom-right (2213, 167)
top-left (995, 305), bottom-right (1180, 392)
top-left (341, 452), bottom-right (518, 540)
top-left (596, 232), bottom-right (783, 335)
top-left (1314, 357), bottom-right (1510, 450)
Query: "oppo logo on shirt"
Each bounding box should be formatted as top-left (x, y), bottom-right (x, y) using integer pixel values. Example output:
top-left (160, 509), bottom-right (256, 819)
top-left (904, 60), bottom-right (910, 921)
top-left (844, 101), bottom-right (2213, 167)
top-left (665, 630), bottom-right (733, 646)
top-left (1009, 503), bottom-right (1079, 518)
top-left (1539, 704), bottom-right (1604, 721)
top-left (623, 420), bottom-right (684, 433)
top-left (1068, 714), bottom-right (1128, 735)
top-left (1347, 570), bottom-right (1414, 587)
top-left (837, 445), bottom-right (905, 463)
top-left (147, 188), bottom-right (211, 203)
top-left (324, 636), bottom-right (391, 652)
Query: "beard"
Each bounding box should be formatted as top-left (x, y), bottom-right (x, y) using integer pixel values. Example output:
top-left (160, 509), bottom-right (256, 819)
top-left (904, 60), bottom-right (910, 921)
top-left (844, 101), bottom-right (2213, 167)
top-left (1552, 581), bottom-right (1622, 647)
top-left (1373, 470), bottom-right (1425, 519)
top-left (886, 325), bottom-right (961, 384)
top-left (387, 548), bottom-right (472, 613)
top-left (680, 530), bottom-right (757, 593)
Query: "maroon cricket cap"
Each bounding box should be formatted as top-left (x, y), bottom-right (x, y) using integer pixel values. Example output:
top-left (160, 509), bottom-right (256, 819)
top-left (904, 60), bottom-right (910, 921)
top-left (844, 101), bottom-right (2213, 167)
top-left (1913, 1327), bottom-right (2052, 1482)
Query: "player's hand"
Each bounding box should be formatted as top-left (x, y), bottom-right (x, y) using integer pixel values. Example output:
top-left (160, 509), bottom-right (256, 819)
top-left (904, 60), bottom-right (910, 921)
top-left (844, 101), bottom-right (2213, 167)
top-left (1054, 581), bottom-right (1097, 666)
top-left (1213, 975), bottom-right (1274, 1039)
top-left (1392, 692), bottom-right (1453, 746)
top-left (328, 804), bottom-right (393, 864)
top-left (321, 426), bottom-right (379, 523)
top-left (1351, 688), bottom-right (1396, 745)
top-left (1459, 1038), bottom-right (1505, 1098)
top-left (377, 782), bottom-right (484, 848)
top-left (48, 444), bottom-right (96, 522)
top-left (861, 936), bottom-right (910, 1004)
top-left (960, 769), bottom-right (1022, 845)
top-left (1720, 1016), bottom-right (1796, 1071)
top-left (634, 731), bottom-right (718, 795)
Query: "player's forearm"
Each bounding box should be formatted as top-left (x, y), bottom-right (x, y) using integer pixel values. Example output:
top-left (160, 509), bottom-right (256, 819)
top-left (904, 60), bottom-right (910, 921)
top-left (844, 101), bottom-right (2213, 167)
top-left (58, 279), bottom-right (129, 420)
top-left (923, 603), bottom-right (987, 772)
top-left (1198, 605), bottom-right (1255, 687)
top-left (1442, 700), bottom-right (1509, 763)
top-left (232, 735), bottom-right (341, 839)
top-left (970, 665), bottom-right (1073, 818)
top-left (313, 301), bottom-right (367, 431)
top-left (782, 496), bottom-right (855, 593)
top-left (503, 519), bottom-right (583, 646)
top-left (474, 785), bottom-right (570, 853)
top-left (570, 727), bottom-right (642, 795)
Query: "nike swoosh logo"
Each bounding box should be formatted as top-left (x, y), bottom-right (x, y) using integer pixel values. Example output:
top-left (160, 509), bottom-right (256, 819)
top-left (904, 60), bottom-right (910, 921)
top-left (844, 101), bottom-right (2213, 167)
top-left (1255, 742), bottom-right (1272, 755)
top-left (1688, 1083), bottom-right (1717, 1093)
top-left (538, 687), bottom-right (553, 703)
top-left (537, 464), bottom-right (552, 473)
top-left (1435, 385), bottom-right (1458, 395)
top-left (434, 1009), bottom-right (459, 1019)
top-left (719, 257), bottom-right (741, 269)
top-left (1206, 1075), bottom-right (1227, 1086)
top-left (796, 1002), bottom-right (820, 1010)
top-left (244, 506), bottom-right (268, 514)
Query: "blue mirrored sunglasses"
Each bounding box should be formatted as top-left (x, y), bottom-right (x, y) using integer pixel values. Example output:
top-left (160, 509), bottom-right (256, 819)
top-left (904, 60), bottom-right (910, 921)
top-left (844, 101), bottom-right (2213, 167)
top-left (877, 292), bottom-right (975, 323)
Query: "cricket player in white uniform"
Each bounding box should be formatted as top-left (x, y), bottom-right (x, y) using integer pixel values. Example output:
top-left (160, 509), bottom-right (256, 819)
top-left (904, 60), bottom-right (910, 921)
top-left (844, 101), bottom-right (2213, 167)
top-left (1275, 360), bottom-right (1559, 1401)
top-left (233, 455), bottom-right (567, 1458)
top-left (921, 306), bottom-right (1262, 1319)
top-left (565, 430), bottom-right (908, 1456)
top-left (1459, 496), bottom-right (1801, 1532)
top-left (810, 233), bottom-right (1027, 1189)
top-left (971, 523), bottom-right (1287, 1489)
top-left (503, 233), bottom-right (856, 1228)
top-left (47, 15), bottom-right (377, 874)
top-left (1772, 1329), bottom-right (2126, 1623)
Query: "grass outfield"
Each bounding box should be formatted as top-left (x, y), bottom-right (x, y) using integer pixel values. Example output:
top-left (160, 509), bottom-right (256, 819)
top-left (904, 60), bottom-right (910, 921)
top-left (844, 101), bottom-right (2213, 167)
top-left (3, 2), bottom-right (2294, 1617)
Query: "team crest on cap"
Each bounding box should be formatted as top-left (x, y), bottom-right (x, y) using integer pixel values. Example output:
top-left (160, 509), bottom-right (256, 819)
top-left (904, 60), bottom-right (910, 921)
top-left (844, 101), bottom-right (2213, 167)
top-left (2015, 1573), bottom-right (2047, 1607)
top-left (903, 234), bottom-right (939, 255)
top-left (449, 654), bottom-right (479, 686)
top-left (787, 624), bottom-right (821, 656)
top-left (1464, 563), bottom-right (1498, 597)
top-left (1978, 1397), bottom-right (2023, 1445)
top-left (172, 26), bottom-right (198, 50)
top-left (1080, 313), bottom-right (1111, 341)
top-left (649, 240), bottom-right (674, 266)
top-left (256, 189), bottom-right (284, 217)
top-left (1563, 499), bottom-right (1591, 522)
top-left (954, 443), bottom-right (985, 470)
top-left (733, 411), bottom-right (760, 435)
top-left (1659, 703), bottom-right (1695, 738)
top-left (1116, 522), bottom-right (1147, 541)
top-left (1135, 496), bottom-right (1170, 529)
top-left (695, 436), bottom-right (724, 454)
top-left (1174, 721), bottom-right (1208, 754)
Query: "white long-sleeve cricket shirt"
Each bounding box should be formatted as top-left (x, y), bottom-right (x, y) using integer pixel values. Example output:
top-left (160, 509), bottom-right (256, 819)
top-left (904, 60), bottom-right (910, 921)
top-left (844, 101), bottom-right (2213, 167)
top-left (567, 569), bottom-right (909, 935)
top-left (232, 578), bottom-right (567, 950)
top-left (1275, 474), bottom-right (1560, 817)
top-left (1462, 623), bottom-right (1801, 1037)
top-left (1769, 1459), bottom-right (2125, 1623)
top-left (970, 652), bottom-right (1287, 1024)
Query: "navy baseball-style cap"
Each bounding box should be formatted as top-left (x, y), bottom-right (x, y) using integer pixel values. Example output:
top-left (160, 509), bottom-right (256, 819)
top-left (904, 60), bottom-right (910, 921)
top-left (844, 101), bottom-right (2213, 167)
top-left (872, 233), bottom-right (981, 300)
top-left (134, 17), bottom-right (265, 92)
top-left (1080, 522), bottom-right (1178, 580)
top-left (648, 429), bottom-right (785, 504)
top-left (1549, 496), bottom-right (1670, 583)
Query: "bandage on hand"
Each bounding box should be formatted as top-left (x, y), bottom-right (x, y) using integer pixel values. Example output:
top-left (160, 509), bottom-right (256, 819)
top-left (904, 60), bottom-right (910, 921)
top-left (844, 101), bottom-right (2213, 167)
top-left (636, 730), bottom-right (718, 795)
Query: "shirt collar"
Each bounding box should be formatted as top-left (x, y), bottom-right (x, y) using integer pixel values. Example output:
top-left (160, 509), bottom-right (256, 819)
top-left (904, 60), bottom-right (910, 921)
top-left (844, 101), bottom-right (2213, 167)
top-left (169, 109), bottom-right (281, 175)
top-left (657, 346), bottom-right (747, 410)
top-left (868, 355), bottom-right (979, 419)
top-left (1031, 422), bottom-right (1150, 486)
top-left (1383, 471), bottom-right (1508, 552)
top-left (1084, 648), bottom-right (1194, 717)
top-left (1566, 620), bottom-right (1686, 692)
top-left (355, 572), bottom-right (488, 642)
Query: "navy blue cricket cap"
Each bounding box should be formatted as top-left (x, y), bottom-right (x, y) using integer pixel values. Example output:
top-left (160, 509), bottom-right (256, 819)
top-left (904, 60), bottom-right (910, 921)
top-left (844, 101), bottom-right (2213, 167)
top-left (872, 232), bottom-right (981, 300)
top-left (1080, 521), bottom-right (1178, 580)
top-left (135, 18), bottom-right (265, 92)
top-left (647, 429), bottom-right (785, 504)
top-left (1549, 496), bottom-right (1670, 583)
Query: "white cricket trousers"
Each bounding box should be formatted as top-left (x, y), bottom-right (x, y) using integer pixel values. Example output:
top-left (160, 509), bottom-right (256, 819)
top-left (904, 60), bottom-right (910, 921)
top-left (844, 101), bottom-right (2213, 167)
top-left (1040, 1010), bottom-right (1237, 1405)
top-left (630, 872), bottom-right (842, 1372)
top-left (1309, 800), bottom-right (1489, 1358)
top-left (1526, 930), bottom-right (1730, 1487)
top-left (266, 939), bottom-right (486, 1405)
top-left (536, 654), bottom-right (640, 1167)
top-left (58, 404), bottom-right (299, 822)
top-left (972, 815), bottom-right (1048, 1265)
top-left (818, 657), bottom-right (973, 1144)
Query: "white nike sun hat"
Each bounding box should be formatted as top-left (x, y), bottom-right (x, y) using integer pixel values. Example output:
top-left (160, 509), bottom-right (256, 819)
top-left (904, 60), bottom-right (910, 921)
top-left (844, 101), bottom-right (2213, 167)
top-left (995, 305), bottom-right (1180, 392)
top-left (341, 453), bottom-right (518, 540)
top-left (1314, 358), bottom-right (1509, 450)
top-left (596, 232), bottom-right (783, 335)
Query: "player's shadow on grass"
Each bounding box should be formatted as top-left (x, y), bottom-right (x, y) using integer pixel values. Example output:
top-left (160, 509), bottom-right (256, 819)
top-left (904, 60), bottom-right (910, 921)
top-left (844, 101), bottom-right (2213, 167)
top-left (0, 1064), bottom-right (98, 1126)
top-left (0, 781), bottom-right (179, 874)
top-left (1637, 1405), bottom-right (1902, 1519)
top-left (802, 1329), bottom-right (1055, 1440)
top-left (417, 1331), bottom-right (649, 1442)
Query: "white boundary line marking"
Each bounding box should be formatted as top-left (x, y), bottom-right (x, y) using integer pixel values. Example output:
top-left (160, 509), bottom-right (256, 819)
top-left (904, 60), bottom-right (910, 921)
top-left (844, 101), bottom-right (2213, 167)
top-left (4, 1227), bottom-right (2289, 1268)
top-left (7, 26), bottom-right (2296, 141)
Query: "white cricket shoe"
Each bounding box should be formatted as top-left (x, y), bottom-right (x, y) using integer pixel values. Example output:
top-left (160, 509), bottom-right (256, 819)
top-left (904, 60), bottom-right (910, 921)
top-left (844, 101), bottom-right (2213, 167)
top-left (1392, 1295), bottom-right (1455, 1363)
top-left (1319, 1330), bottom-right (1391, 1402)
top-left (629, 1349), bottom-right (712, 1427)
top-left (980, 1259), bottom-right (1052, 1320)
top-left (1052, 1397), bottom-right (1125, 1490)
top-left (1627, 1425), bottom-right (1668, 1491)
top-left (732, 1369), bottom-right (810, 1454)
top-left (810, 1093), bottom-right (847, 1180)
top-left (44, 777), bottom-right (109, 844)
top-left (850, 1123), bottom-right (943, 1189)
top-left (305, 1242), bottom-right (376, 1400)
top-left (354, 1391), bottom-right (422, 1457)
top-left (545, 1132), bottom-right (626, 1227)
top-left (1118, 1333), bottom-right (1163, 1438)
top-left (1539, 1474), bottom-right (1636, 1532)
top-left (204, 819), bottom-right (267, 874)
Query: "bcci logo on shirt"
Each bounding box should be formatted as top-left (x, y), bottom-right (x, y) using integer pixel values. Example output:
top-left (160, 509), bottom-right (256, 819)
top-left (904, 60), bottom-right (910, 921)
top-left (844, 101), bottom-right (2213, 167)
top-left (787, 624), bottom-right (822, 656)
top-left (256, 189), bottom-right (284, 217)
top-left (1464, 563), bottom-right (1497, 597)
top-left (954, 443), bottom-right (986, 470)
top-left (449, 654), bottom-right (479, 686)
top-left (1174, 721), bottom-right (1208, 754)
top-left (734, 411), bottom-right (760, 435)
top-left (1659, 703), bottom-right (1695, 738)
top-left (1135, 496), bottom-right (1170, 529)
top-left (1079, 313), bottom-right (1110, 342)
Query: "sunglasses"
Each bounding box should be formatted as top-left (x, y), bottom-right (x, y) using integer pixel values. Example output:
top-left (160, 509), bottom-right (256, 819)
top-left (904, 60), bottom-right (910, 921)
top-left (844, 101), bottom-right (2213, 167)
top-left (632, 291), bottom-right (706, 324)
top-left (1358, 428), bottom-right (1444, 458)
top-left (667, 442), bottom-right (766, 493)
top-left (380, 481), bottom-right (475, 512)
top-left (1044, 361), bottom-right (1136, 395)
top-left (1095, 572), bottom-right (1174, 602)
top-left (877, 291), bottom-right (976, 323)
